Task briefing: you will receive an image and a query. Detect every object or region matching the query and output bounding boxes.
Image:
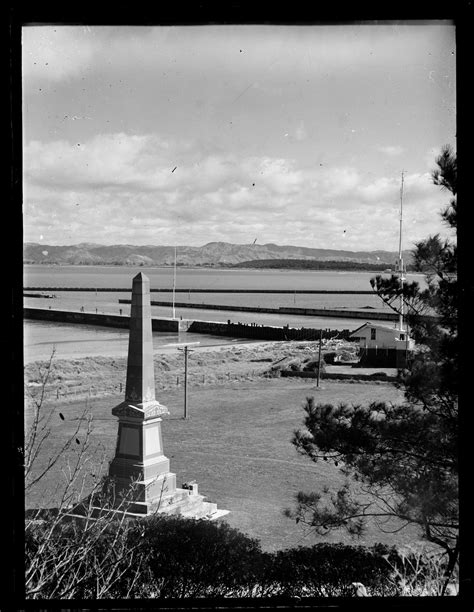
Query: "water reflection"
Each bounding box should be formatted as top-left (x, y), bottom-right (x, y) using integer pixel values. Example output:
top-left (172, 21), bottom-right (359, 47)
top-left (23, 320), bottom-right (247, 363)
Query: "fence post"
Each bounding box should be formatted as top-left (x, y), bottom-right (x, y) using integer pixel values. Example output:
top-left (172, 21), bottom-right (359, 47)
top-left (317, 329), bottom-right (323, 388)
top-left (184, 347), bottom-right (189, 419)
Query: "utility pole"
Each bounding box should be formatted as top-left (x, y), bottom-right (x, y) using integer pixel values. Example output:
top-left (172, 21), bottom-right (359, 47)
top-left (184, 345), bottom-right (189, 419)
top-left (172, 245), bottom-right (177, 319)
top-left (317, 329), bottom-right (323, 388)
top-left (171, 342), bottom-right (200, 419)
top-left (398, 170), bottom-right (406, 332)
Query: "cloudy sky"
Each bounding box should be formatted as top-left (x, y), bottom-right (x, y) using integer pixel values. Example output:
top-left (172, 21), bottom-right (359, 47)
top-left (22, 23), bottom-right (456, 251)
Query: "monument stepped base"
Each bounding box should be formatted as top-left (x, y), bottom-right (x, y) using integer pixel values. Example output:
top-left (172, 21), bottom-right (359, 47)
top-left (70, 484), bottom-right (228, 522)
top-left (143, 487), bottom-right (220, 519)
top-left (106, 472), bottom-right (228, 520)
top-left (118, 487), bottom-right (217, 518)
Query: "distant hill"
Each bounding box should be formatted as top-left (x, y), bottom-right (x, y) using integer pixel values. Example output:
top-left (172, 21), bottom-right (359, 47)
top-left (23, 241), bottom-right (413, 268)
top-left (230, 259), bottom-right (414, 271)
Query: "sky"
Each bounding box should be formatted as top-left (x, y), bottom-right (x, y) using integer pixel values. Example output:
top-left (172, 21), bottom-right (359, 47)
top-left (22, 23), bottom-right (456, 251)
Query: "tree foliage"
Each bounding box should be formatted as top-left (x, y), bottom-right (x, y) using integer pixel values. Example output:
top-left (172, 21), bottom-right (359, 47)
top-left (134, 514), bottom-right (272, 598)
top-left (29, 508), bottom-right (434, 598)
top-left (287, 146), bottom-right (458, 594)
top-left (270, 542), bottom-right (400, 597)
top-left (371, 144), bottom-right (457, 405)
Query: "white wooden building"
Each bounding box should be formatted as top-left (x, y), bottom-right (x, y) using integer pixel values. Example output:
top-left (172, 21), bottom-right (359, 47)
top-left (350, 322), bottom-right (414, 367)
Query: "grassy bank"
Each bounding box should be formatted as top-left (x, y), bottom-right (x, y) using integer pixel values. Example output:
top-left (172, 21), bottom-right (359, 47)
top-left (25, 354), bottom-right (422, 552)
top-left (24, 340), bottom-right (361, 403)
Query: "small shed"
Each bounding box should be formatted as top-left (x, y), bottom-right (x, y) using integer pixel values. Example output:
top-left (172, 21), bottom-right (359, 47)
top-left (350, 322), bottom-right (414, 368)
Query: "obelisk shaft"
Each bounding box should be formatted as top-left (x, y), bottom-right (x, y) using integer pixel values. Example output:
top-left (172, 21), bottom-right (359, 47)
top-left (107, 272), bottom-right (225, 518)
top-left (125, 272), bottom-right (156, 404)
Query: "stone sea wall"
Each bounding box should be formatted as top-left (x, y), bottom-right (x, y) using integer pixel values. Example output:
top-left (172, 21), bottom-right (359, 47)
top-left (187, 319), bottom-right (352, 341)
top-left (24, 308), bottom-right (352, 341)
top-left (118, 299), bottom-right (399, 322)
top-left (24, 308), bottom-right (181, 332)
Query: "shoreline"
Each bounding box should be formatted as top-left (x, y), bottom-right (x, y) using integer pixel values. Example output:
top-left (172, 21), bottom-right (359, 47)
top-left (24, 262), bottom-right (425, 275)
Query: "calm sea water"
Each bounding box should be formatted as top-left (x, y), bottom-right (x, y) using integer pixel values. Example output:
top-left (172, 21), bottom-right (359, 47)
top-left (24, 265), bottom-right (424, 363)
top-left (24, 263), bottom-right (425, 292)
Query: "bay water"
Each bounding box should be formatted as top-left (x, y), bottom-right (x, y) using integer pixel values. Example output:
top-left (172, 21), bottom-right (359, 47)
top-left (24, 265), bottom-right (424, 363)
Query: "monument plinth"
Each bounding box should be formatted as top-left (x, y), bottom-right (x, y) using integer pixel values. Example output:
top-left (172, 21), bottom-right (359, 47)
top-left (108, 272), bottom-right (227, 519)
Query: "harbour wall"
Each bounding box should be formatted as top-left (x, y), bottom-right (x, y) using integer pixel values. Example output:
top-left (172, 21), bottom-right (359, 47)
top-left (23, 308), bottom-right (352, 341)
top-left (25, 287), bottom-right (374, 294)
top-left (24, 308), bottom-right (184, 332)
top-left (187, 320), bottom-right (352, 341)
top-left (118, 298), bottom-right (399, 322)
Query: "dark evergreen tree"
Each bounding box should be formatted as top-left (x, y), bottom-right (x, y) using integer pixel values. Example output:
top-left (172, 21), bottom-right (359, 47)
top-left (287, 146), bottom-right (458, 594)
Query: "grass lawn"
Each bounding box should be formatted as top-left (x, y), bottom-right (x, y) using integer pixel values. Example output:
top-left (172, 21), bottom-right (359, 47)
top-left (26, 377), bottom-right (422, 552)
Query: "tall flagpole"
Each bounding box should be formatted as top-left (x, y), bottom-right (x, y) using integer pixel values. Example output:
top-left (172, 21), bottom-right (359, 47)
top-left (398, 171), bottom-right (405, 331)
top-left (172, 245), bottom-right (177, 319)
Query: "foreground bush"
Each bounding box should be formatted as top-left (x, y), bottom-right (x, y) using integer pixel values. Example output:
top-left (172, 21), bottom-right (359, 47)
top-left (25, 514), bottom-right (146, 598)
top-left (274, 542), bottom-right (402, 596)
top-left (26, 512), bottom-right (453, 598)
top-left (134, 514), bottom-right (272, 597)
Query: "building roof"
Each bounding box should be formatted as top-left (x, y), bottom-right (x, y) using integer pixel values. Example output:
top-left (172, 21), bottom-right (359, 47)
top-left (349, 321), bottom-right (400, 336)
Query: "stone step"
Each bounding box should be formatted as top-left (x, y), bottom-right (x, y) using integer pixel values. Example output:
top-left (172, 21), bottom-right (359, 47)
top-left (156, 489), bottom-right (210, 517)
top-left (180, 501), bottom-right (218, 520)
top-left (155, 487), bottom-right (220, 520)
top-left (159, 489), bottom-right (200, 507)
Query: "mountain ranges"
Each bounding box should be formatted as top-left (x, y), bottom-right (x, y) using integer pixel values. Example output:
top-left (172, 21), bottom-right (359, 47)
top-left (24, 241), bottom-right (413, 269)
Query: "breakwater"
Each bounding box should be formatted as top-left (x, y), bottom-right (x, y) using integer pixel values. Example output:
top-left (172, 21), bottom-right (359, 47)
top-left (118, 298), bottom-right (398, 322)
top-left (23, 308), bottom-right (352, 341)
top-left (24, 287), bottom-right (374, 294)
top-left (24, 308), bottom-right (184, 332)
top-left (187, 320), bottom-right (352, 341)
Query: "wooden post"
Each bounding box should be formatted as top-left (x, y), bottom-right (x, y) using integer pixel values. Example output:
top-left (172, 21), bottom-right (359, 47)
top-left (172, 246), bottom-right (177, 319)
top-left (174, 342), bottom-right (199, 419)
top-left (317, 329), bottom-right (323, 388)
top-left (184, 346), bottom-right (188, 419)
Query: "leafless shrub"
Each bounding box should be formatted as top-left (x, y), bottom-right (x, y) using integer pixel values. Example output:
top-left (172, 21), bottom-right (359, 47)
top-left (23, 351), bottom-right (163, 599)
top-left (384, 545), bottom-right (459, 596)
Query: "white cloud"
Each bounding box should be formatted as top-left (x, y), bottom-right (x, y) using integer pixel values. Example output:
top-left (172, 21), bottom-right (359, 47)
top-left (23, 132), bottom-right (451, 248)
top-left (319, 167), bottom-right (361, 198)
top-left (376, 145), bottom-right (405, 156)
top-left (357, 176), bottom-right (397, 203)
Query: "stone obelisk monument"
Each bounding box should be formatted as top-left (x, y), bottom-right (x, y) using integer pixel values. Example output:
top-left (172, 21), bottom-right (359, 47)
top-left (108, 272), bottom-right (226, 519)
